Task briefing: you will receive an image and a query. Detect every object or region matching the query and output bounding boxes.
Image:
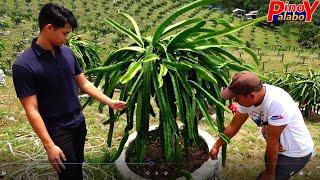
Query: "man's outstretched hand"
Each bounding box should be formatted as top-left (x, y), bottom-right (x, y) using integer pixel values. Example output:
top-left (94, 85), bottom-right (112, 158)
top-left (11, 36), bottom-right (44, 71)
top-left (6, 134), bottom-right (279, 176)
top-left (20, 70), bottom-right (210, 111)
top-left (109, 99), bottom-right (126, 110)
top-left (209, 145), bottom-right (220, 160)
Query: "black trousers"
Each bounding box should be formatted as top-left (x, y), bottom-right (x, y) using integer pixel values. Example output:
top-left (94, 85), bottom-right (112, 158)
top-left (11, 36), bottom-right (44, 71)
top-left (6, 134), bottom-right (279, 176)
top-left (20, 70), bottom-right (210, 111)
top-left (48, 121), bottom-right (87, 180)
top-left (258, 152), bottom-right (312, 180)
top-left (274, 153), bottom-right (312, 180)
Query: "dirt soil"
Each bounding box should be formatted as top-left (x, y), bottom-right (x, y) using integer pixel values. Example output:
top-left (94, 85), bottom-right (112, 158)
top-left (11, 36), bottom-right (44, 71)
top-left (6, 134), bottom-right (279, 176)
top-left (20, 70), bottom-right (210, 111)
top-left (125, 129), bottom-right (209, 179)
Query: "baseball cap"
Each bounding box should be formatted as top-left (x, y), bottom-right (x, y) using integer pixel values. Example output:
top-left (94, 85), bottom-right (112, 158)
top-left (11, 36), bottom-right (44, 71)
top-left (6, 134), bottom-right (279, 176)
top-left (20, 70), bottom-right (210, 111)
top-left (220, 71), bottom-right (262, 100)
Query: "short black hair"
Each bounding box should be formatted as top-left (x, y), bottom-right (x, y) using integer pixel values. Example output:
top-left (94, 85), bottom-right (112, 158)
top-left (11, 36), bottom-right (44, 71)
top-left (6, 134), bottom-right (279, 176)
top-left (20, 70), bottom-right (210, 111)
top-left (38, 3), bottom-right (78, 30)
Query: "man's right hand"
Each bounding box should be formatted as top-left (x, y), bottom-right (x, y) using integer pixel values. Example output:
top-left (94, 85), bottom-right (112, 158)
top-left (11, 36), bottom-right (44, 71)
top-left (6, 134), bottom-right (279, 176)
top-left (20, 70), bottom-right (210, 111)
top-left (46, 144), bottom-right (66, 173)
top-left (209, 145), bottom-right (220, 160)
top-left (18, 96), bottom-right (67, 173)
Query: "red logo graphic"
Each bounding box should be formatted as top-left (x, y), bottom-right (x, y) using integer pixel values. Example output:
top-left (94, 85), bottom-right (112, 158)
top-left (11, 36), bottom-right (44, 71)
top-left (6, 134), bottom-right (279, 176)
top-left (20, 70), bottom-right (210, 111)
top-left (267, 0), bottom-right (320, 22)
top-left (270, 115), bottom-right (284, 120)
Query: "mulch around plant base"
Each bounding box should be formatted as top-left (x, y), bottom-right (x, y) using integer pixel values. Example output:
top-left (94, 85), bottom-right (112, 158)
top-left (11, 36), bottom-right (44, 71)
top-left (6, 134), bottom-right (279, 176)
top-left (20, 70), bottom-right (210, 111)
top-left (125, 129), bottom-right (209, 179)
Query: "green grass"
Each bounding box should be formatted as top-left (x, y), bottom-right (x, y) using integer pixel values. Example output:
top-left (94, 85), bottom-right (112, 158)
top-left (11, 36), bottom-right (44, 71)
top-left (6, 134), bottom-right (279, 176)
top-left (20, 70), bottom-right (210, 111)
top-left (0, 0), bottom-right (319, 74)
top-left (219, 117), bottom-right (320, 180)
top-left (2, 75), bottom-right (319, 179)
top-left (0, 76), bottom-right (123, 179)
top-left (1, 0), bottom-right (319, 179)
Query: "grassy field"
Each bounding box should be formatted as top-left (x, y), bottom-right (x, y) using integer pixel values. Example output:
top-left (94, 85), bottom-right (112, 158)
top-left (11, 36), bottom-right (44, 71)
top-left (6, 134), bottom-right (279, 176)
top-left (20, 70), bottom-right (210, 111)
top-left (1, 0), bottom-right (320, 179)
top-left (0, 0), bottom-right (319, 73)
top-left (1, 75), bottom-right (319, 179)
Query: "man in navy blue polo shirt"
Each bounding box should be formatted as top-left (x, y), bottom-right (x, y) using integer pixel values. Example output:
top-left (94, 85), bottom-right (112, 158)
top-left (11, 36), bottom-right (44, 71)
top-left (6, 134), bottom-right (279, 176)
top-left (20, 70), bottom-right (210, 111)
top-left (12, 3), bottom-right (126, 180)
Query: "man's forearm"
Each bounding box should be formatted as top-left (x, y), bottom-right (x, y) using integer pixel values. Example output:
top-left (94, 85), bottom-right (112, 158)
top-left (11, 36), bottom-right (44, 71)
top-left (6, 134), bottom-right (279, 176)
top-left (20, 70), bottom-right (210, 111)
top-left (214, 124), bottom-right (240, 147)
top-left (25, 110), bottom-right (55, 150)
top-left (265, 142), bottom-right (279, 175)
top-left (214, 113), bottom-right (248, 148)
top-left (80, 81), bottom-right (112, 105)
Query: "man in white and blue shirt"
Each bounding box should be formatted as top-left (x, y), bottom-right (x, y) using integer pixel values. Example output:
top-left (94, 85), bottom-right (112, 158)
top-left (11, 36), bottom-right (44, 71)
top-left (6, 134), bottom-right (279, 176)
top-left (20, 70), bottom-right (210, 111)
top-left (209, 71), bottom-right (314, 180)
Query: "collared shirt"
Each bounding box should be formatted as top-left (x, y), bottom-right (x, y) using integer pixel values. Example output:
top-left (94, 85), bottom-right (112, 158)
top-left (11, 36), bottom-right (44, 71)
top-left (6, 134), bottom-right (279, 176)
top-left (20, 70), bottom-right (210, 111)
top-left (12, 38), bottom-right (85, 129)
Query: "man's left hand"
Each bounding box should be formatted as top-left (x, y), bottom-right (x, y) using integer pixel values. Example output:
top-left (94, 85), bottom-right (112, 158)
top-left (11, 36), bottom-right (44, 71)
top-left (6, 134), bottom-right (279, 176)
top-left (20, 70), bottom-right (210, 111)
top-left (109, 100), bottom-right (126, 110)
top-left (257, 170), bottom-right (274, 180)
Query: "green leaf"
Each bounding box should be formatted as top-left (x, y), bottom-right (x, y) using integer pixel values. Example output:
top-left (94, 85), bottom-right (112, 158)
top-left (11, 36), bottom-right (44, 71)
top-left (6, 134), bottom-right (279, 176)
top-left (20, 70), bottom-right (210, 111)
top-left (158, 64), bottom-right (168, 88)
top-left (178, 48), bottom-right (222, 67)
top-left (224, 34), bottom-right (245, 44)
top-left (103, 46), bottom-right (146, 66)
top-left (67, 36), bottom-right (102, 71)
top-left (210, 18), bottom-right (234, 29)
top-left (195, 43), bottom-right (245, 50)
top-left (227, 62), bottom-right (255, 72)
top-left (119, 12), bottom-right (142, 39)
top-left (194, 44), bottom-right (260, 66)
top-left (167, 53), bottom-right (193, 96)
top-left (105, 72), bottom-right (122, 97)
top-left (151, 63), bottom-right (176, 162)
top-left (135, 59), bottom-right (152, 162)
top-left (103, 46), bottom-right (145, 67)
top-left (205, 16), bottom-right (266, 38)
top-left (209, 47), bottom-right (243, 64)
top-left (188, 91), bottom-right (197, 140)
top-left (0, 42), bottom-right (4, 50)
top-left (196, 97), bottom-right (219, 133)
top-left (105, 18), bottom-right (144, 47)
top-left (107, 108), bottom-right (115, 146)
top-left (188, 80), bottom-right (231, 113)
top-left (143, 54), bottom-right (160, 62)
top-left (85, 60), bottom-right (131, 75)
top-left (169, 72), bottom-right (187, 126)
top-left (68, 43), bottom-right (85, 68)
top-left (152, 0), bottom-right (216, 45)
top-left (120, 61), bottom-right (143, 84)
top-left (243, 47), bottom-right (260, 65)
top-left (110, 132), bottom-right (129, 162)
top-left (162, 18), bottom-right (202, 37)
top-left (176, 72), bottom-right (193, 96)
top-left (111, 46), bottom-right (145, 54)
top-left (167, 21), bottom-right (206, 49)
top-left (136, 91), bottom-right (143, 132)
top-left (193, 65), bottom-right (218, 84)
top-left (158, 43), bottom-right (167, 53)
top-left (135, 89), bottom-right (148, 162)
top-left (196, 98), bottom-right (230, 143)
top-left (163, 61), bottom-right (192, 70)
top-left (126, 72), bottom-right (143, 107)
